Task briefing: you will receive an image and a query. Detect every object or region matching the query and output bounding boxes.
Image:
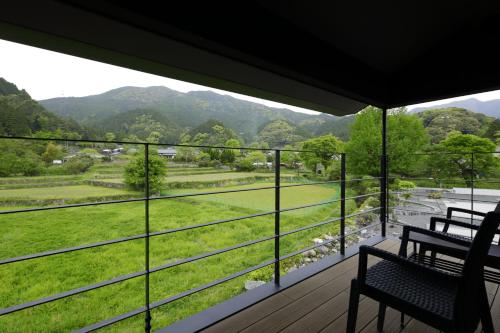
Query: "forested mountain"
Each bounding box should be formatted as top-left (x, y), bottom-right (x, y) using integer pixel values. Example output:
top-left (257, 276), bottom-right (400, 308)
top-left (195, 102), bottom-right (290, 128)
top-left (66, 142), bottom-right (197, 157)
top-left (416, 107), bottom-right (494, 143)
top-left (411, 98), bottom-right (500, 118)
top-left (0, 78), bottom-right (88, 138)
top-left (98, 109), bottom-right (182, 143)
top-left (5, 78), bottom-right (498, 147)
top-left (40, 86), bottom-right (352, 142)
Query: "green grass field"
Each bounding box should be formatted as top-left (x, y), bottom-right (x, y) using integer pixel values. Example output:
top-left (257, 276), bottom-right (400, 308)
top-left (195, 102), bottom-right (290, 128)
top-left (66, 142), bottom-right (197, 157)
top-left (98, 171), bottom-right (290, 185)
top-left (0, 185), bottom-right (134, 200)
top-left (170, 182), bottom-right (339, 215)
top-left (0, 165), bottom-right (359, 332)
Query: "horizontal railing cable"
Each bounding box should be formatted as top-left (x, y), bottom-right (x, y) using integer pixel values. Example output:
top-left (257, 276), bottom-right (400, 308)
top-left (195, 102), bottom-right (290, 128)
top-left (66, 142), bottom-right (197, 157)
top-left (279, 207), bottom-right (381, 238)
top-left (0, 197), bottom-right (146, 215)
top-left (0, 193), bottom-right (382, 265)
top-left (0, 235), bottom-right (275, 316)
top-left (74, 216), bottom-right (383, 331)
top-left (0, 203), bottom-right (382, 317)
top-left (279, 221), bottom-right (382, 261)
top-left (75, 259), bottom-right (276, 332)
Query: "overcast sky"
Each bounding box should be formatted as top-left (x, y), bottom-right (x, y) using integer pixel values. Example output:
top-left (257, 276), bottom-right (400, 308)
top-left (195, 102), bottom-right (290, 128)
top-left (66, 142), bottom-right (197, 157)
top-left (1, 38), bottom-right (500, 115)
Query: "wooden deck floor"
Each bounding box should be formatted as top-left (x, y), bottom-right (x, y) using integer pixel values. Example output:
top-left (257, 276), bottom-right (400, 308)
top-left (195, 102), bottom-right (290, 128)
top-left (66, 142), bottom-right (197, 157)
top-left (202, 239), bottom-right (500, 333)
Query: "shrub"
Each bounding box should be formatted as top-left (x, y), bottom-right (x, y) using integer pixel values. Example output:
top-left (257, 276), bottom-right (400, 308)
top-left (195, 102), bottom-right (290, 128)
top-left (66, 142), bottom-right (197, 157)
top-left (63, 155), bottom-right (94, 174)
top-left (236, 158), bottom-right (255, 171)
top-left (427, 191), bottom-right (443, 199)
top-left (395, 179), bottom-right (416, 190)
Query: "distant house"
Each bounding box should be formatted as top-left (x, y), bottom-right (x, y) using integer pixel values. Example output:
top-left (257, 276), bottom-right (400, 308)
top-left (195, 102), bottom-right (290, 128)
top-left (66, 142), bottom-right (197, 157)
top-left (158, 147), bottom-right (177, 159)
top-left (52, 160), bottom-right (63, 165)
top-left (112, 147), bottom-right (124, 155)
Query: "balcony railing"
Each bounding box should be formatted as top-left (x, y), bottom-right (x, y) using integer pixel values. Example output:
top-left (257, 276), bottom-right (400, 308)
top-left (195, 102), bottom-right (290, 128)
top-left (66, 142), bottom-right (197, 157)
top-left (0, 136), bottom-right (385, 332)
top-left (3, 137), bottom-right (498, 331)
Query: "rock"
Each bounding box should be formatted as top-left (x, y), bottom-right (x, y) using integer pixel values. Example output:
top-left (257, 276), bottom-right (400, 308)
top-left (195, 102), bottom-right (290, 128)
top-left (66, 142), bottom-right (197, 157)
top-left (303, 249), bottom-right (316, 258)
top-left (304, 257), bottom-right (312, 263)
top-left (287, 266), bottom-right (298, 273)
top-left (317, 246), bottom-right (330, 254)
top-left (323, 234), bottom-right (335, 241)
top-left (245, 280), bottom-right (265, 291)
top-left (312, 238), bottom-right (323, 245)
top-left (360, 229), bottom-right (367, 235)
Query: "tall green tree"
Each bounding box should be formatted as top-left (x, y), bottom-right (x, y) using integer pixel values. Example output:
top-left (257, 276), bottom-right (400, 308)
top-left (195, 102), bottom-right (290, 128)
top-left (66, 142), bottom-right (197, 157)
top-left (41, 142), bottom-right (64, 164)
top-left (300, 134), bottom-right (343, 173)
top-left (281, 144), bottom-right (301, 168)
top-left (124, 148), bottom-right (167, 194)
top-left (428, 132), bottom-right (497, 186)
top-left (346, 107), bottom-right (429, 176)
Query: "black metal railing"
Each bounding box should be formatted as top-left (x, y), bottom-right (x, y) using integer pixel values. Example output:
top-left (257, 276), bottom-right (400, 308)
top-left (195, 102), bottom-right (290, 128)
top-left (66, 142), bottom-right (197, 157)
top-left (0, 136), bottom-right (385, 332)
top-left (387, 151), bottom-right (500, 233)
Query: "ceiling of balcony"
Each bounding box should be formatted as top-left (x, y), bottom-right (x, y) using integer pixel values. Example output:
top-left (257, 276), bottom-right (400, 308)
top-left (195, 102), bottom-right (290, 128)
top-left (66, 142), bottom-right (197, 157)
top-left (1, 1), bottom-right (500, 115)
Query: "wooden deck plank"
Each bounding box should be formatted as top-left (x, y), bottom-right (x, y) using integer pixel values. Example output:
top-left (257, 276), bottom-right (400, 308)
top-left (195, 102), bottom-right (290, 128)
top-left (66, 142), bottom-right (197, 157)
top-left (360, 306), bottom-right (411, 333)
top-left (319, 297), bottom-right (379, 333)
top-left (282, 239), bottom-right (398, 301)
top-left (202, 293), bottom-right (293, 333)
top-left (279, 291), bottom-right (349, 333)
top-left (240, 241), bottom-right (402, 333)
top-left (202, 239), bottom-right (500, 333)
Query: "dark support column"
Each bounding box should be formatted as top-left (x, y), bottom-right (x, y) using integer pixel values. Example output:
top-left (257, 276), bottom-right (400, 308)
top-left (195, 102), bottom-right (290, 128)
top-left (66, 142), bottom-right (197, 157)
top-left (340, 153), bottom-right (346, 255)
top-left (274, 149), bottom-right (281, 285)
top-left (380, 108), bottom-right (387, 237)
top-left (471, 152), bottom-right (474, 238)
top-left (144, 144), bottom-right (151, 333)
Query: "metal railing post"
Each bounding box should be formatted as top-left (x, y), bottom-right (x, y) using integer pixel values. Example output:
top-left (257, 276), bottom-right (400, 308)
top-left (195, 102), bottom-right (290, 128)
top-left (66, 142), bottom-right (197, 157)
top-left (340, 153), bottom-right (346, 255)
top-left (380, 108), bottom-right (387, 237)
top-left (471, 152), bottom-right (474, 238)
top-left (144, 143), bottom-right (152, 333)
top-left (274, 149), bottom-right (280, 285)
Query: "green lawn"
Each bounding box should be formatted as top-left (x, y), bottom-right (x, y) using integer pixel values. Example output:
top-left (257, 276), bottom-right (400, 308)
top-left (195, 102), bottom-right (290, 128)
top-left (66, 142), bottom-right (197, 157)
top-left (170, 182), bottom-right (339, 215)
top-left (0, 175), bottom-right (356, 332)
top-left (98, 171), bottom-right (284, 184)
top-left (0, 185), bottom-right (133, 200)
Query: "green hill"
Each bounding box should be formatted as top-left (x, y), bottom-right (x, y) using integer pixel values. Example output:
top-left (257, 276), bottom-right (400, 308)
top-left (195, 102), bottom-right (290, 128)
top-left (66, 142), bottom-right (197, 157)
top-left (0, 78), bottom-right (88, 138)
top-left (416, 107), bottom-right (494, 143)
top-left (40, 86), bottom-right (352, 142)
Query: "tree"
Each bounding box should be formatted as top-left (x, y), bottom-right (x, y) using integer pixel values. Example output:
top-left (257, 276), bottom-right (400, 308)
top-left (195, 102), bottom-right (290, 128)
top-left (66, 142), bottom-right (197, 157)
top-left (300, 135), bottom-right (343, 173)
top-left (280, 145), bottom-right (301, 168)
top-left (0, 140), bottom-right (44, 176)
top-left (176, 134), bottom-right (197, 163)
top-left (345, 107), bottom-right (429, 176)
top-left (220, 139), bottom-right (240, 164)
top-left (129, 114), bottom-right (166, 142)
top-left (41, 142), bottom-right (64, 164)
top-left (104, 132), bottom-right (116, 142)
top-left (483, 119), bottom-right (500, 142)
top-left (418, 108), bottom-right (491, 144)
top-left (124, 148), bottom-right (167, 194)
top-left (428, 132), bottom-right (497, 186)
top-left (237, 151), bottom-right (267, 171)
top-left (257, 120), bottom-right (302, 148)
top-left (189, 120), bottom-right (238, 146)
